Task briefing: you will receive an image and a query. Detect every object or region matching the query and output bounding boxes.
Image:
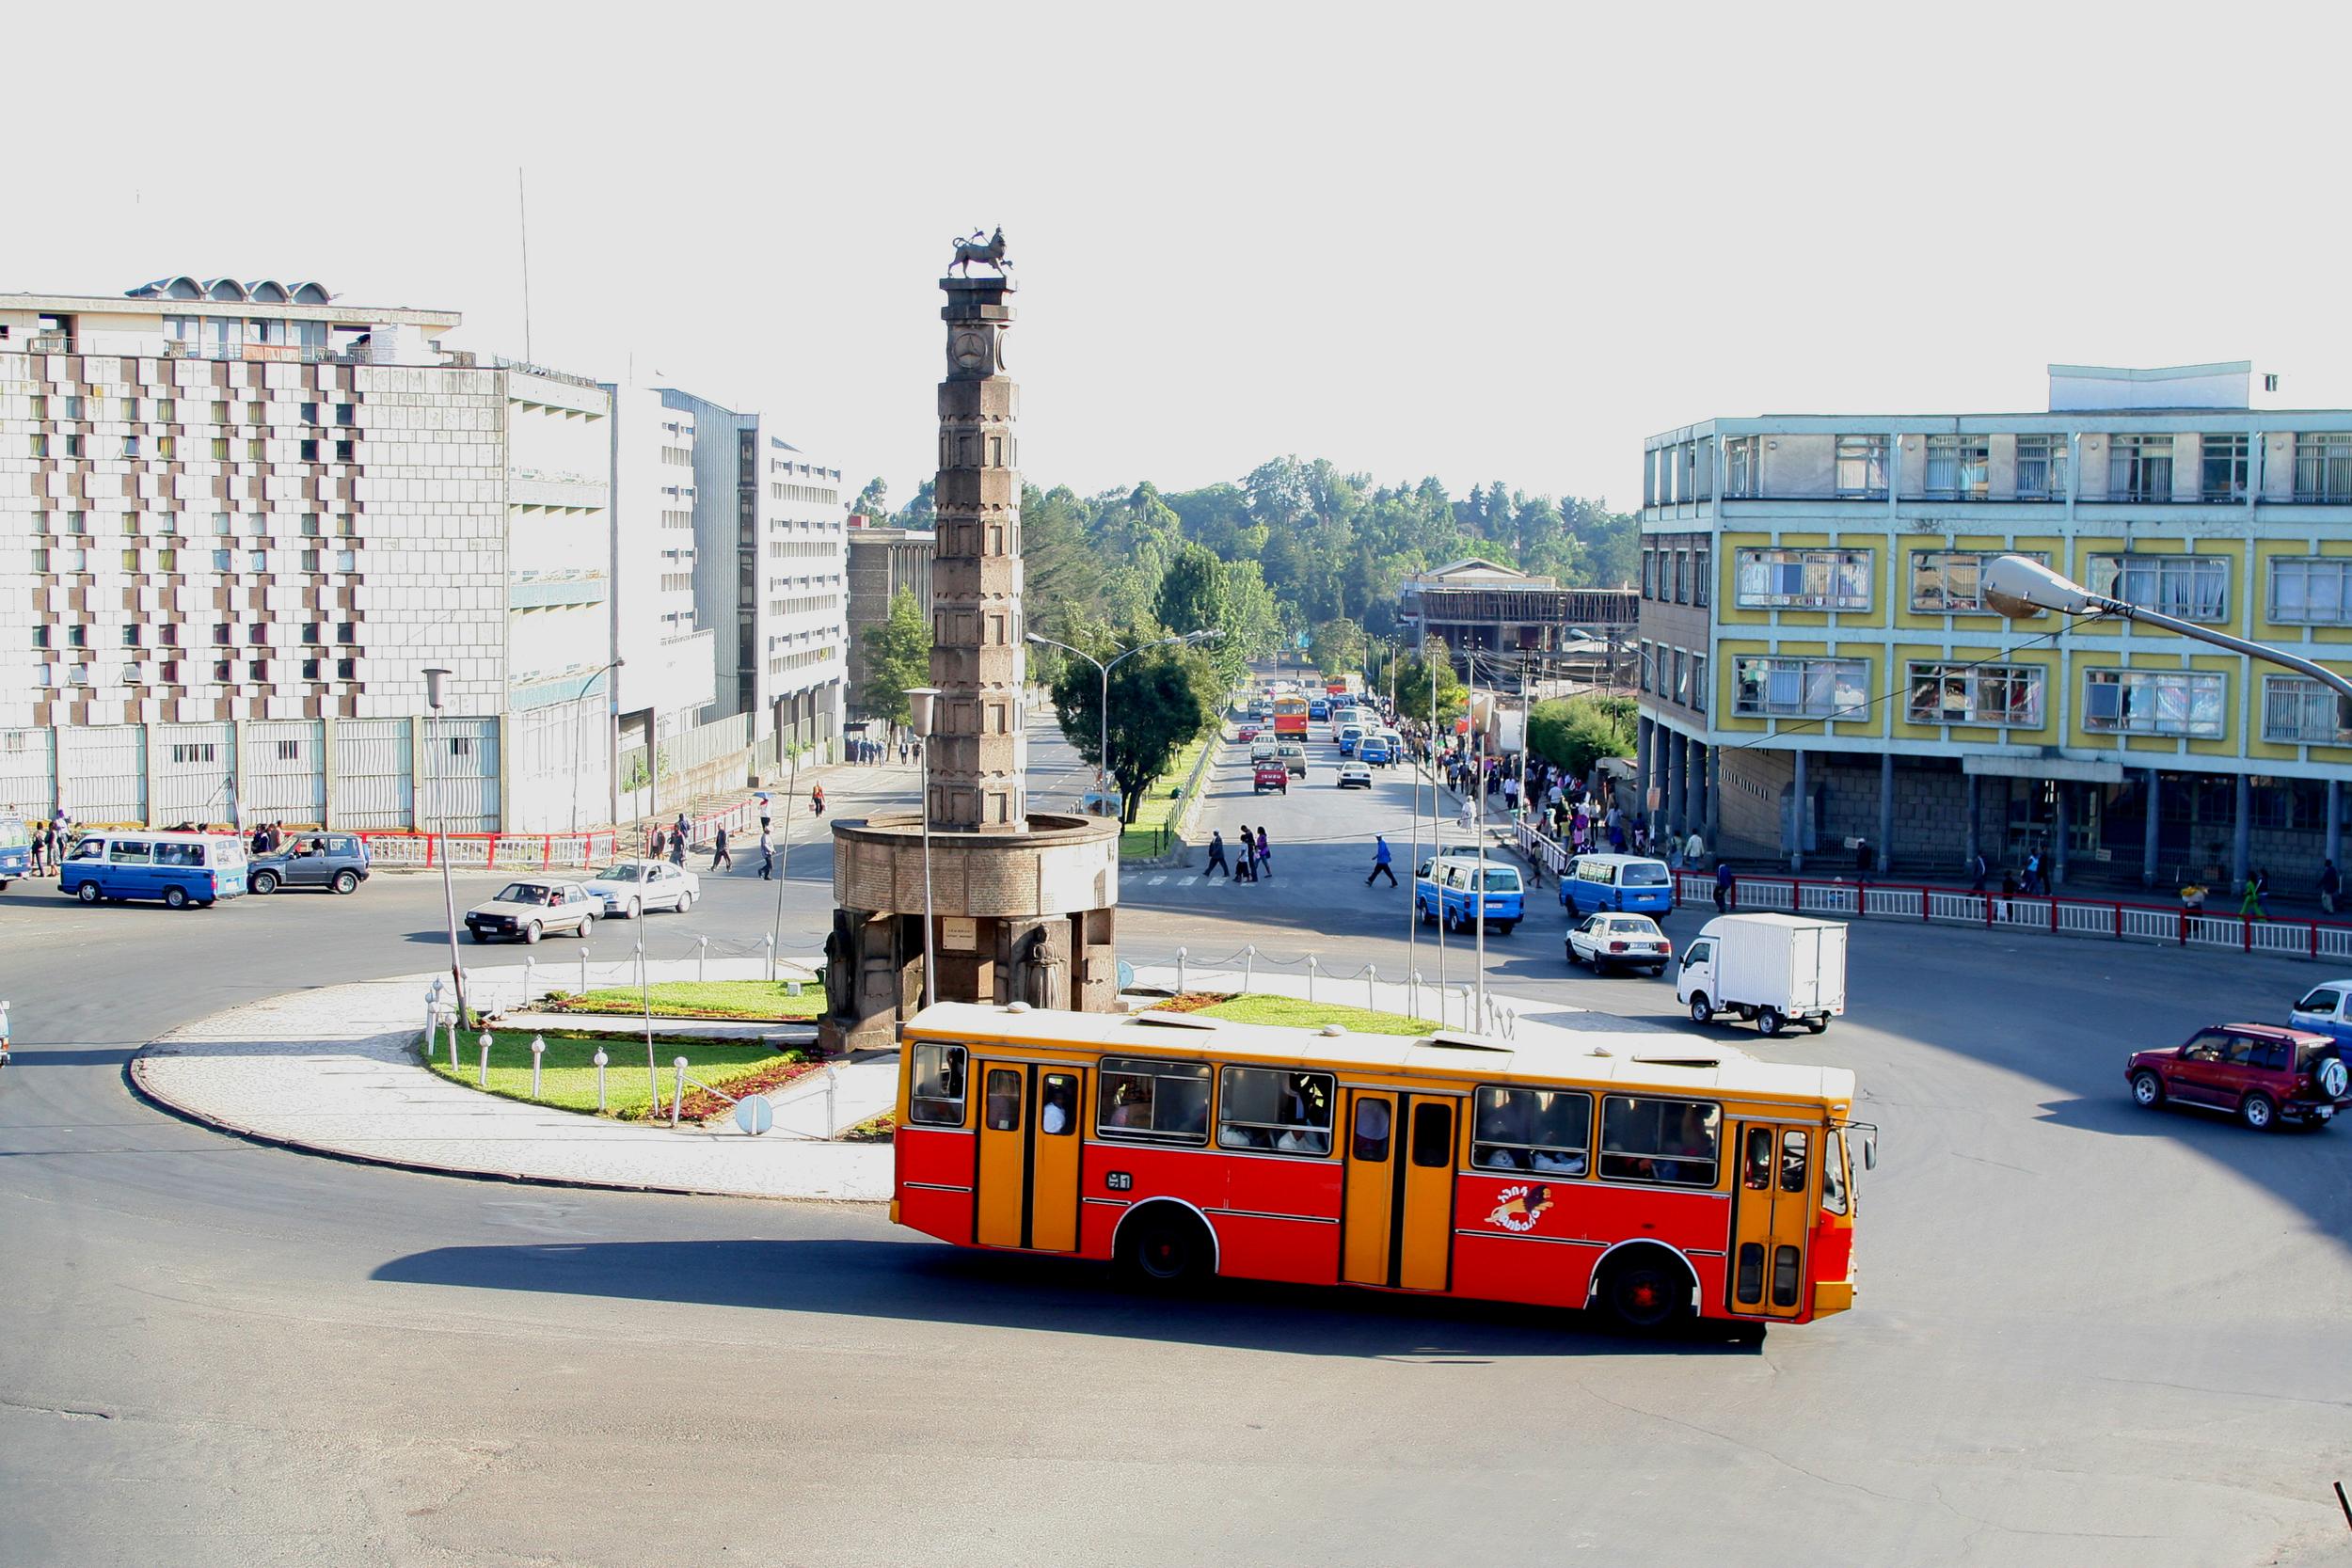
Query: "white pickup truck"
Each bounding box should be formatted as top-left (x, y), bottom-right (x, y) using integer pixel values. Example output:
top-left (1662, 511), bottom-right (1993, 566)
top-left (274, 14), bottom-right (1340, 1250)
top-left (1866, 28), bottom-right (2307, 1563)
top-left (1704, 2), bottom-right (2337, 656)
top-left (1676, 913), bottom-right (1848, 1037)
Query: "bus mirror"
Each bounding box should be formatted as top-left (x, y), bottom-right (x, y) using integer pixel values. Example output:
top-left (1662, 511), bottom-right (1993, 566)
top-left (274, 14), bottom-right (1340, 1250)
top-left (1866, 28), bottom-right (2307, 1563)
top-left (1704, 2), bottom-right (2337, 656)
top-left (1861, 1134), bottom-right (1877, 1171)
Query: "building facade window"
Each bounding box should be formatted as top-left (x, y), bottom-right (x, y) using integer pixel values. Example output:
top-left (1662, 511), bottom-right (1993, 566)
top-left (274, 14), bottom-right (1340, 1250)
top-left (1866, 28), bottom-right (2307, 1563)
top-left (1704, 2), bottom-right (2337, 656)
top-left (1924, 435), bottom-right (1990, 499)
top-left (2108, 434), bottom-right (2174, 502)
top-left (2083, 668), bottom-right (2225, 737)
top-left (2294, 434), bottom-right (2352, 501)
top-left (1733, 657), bottom-right (1870, 720)
top-left (2263, 675), bottom-right (2352, 745)
top-left (1910, 549), bottom-right (2049, 614)
top-left (1907, 662), bottom-right (2045, 726)
top-left (1724, 436), bottom-right (1759, 499)
top-left (2086, 554), bottom-right (2229, 622)
top-left (2270, 557), bottom-right (2352, 624)
top-left (1694, 546), bottom-right (1710, 607)
top-left (1835, 436), bottom-right (1888, 499)
top-left (2201, 434), bottom-right (2249, 502)
top-left (2015, 435), bottom-right (2067, 500)
top-left (1734, 548), bottom-right (1873, 610)
top-left (1690, 654), bottom-right (1707, 713)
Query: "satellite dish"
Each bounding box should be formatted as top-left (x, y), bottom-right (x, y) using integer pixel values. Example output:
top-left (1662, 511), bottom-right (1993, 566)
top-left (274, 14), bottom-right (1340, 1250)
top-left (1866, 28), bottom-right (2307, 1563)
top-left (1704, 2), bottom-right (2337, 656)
top-left (734, 1095), bottom-right (774, 1136)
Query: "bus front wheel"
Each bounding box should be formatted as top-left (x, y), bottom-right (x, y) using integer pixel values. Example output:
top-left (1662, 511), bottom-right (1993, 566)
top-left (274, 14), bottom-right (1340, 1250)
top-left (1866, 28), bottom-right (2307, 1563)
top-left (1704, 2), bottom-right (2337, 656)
top-left (76, 881), bottom-right (101, 904)
top-left (1119, 1206), bottom-right (1212, 1291)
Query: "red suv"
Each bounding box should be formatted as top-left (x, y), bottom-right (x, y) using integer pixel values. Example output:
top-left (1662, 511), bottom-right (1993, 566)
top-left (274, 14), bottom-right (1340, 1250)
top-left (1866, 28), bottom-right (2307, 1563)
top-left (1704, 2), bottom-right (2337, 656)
top-left (1252, 763), bottom-right (1289, 795)
top-left (2126, 1023), bottom-right (2350, 1131)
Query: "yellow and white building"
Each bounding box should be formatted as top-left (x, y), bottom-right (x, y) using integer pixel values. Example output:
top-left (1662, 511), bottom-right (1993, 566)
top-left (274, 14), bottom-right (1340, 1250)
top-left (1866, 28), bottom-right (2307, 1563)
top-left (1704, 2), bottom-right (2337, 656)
top-left (1634, 363), bottom-right (2352, 892)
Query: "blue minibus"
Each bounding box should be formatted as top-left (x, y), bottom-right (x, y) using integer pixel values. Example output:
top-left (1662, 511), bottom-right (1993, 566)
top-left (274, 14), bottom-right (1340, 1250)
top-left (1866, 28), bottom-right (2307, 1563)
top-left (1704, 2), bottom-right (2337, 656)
top-left (0, 815), bottom-right (28, 889)
top-left (1558, 852), bottom-right (1674, 917)
top-left (57, 831), bottom-right (248, 909)
top-left (1415, 853), bottom-right (1525, 936)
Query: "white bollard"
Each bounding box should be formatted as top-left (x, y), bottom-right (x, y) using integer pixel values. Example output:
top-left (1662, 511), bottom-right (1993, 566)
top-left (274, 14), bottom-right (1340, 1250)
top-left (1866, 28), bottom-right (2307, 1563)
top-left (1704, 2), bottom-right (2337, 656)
top-left (523, 956), bottom-right (536, 1007)
top-left (531, 1035), bottom-right (545, 1099)
top-left (1307, 955), bottom-right (1318, 1003)
top-left (1367, 962), bottom-right (1377, 1012)
top-left (1410, 970), bottom-right (1425, 1022)
top-left (448, 1015), bottom-right (461, 1071)
top-left (477, 1031), bottom-right (491, 1087)
top-left (764, 932), bottom-right (775, 982)
top-left (825, 1062), bottom-right (838, 1135)
top-left (580, 949), bottom-right (590, 996)
top-left (594, 1048), bottom-right (609, 1113)
top-left (1243, 944), bottom-right (1255, 993)
top-left (672, 1056), bottom-right (689, 1129)
top-left (1176, 946), bottom-right (1187, 994)
top-left (697, 935), bottom-right (708, 985)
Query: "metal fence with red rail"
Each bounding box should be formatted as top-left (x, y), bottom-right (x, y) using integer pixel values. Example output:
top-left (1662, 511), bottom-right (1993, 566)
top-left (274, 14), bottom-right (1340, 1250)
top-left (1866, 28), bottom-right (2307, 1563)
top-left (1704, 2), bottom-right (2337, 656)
top-left (1509, 817), bottom-right (2352, 963)
top-left (358, 793), bottom-right (777, 873)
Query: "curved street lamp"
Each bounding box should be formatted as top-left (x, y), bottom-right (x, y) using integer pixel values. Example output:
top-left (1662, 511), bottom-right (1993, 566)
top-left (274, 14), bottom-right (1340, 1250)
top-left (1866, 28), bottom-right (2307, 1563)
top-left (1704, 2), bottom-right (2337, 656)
top-left (1026, 628), bottom-right (1218, 817)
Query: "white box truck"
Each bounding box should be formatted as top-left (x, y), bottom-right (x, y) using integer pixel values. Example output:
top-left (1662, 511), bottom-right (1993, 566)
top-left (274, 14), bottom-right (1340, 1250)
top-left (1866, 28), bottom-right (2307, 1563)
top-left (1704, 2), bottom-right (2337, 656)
top-left (1676, 913), bottom-right (1847, 1037)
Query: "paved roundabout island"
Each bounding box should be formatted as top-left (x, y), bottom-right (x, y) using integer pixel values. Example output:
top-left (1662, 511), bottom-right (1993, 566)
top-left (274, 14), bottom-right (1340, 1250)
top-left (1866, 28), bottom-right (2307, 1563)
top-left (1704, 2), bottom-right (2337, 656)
top-left (3, 734), bottom-right (2349, 1567)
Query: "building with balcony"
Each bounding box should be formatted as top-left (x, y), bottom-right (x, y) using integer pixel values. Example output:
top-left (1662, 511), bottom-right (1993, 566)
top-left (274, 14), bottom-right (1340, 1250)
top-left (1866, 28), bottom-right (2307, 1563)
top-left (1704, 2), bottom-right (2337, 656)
top-left (844, 518), bottom-right (934, 721)
top-left (1633, 362), bottom-right (2352, 893)
top-left (607, 385), bottom-right (715, 767)
top-left (1396, 557), bottom-right (1637, 660)
top-left (0, 278), bottom-right (613, 832)
top-left (657, 389), bottom-right (847, 756)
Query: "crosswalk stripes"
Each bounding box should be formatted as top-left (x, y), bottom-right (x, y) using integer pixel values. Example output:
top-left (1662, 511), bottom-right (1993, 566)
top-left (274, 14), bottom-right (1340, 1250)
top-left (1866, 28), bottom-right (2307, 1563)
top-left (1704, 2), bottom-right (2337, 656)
top-left (1179, 876), bottom-right (1197, 885)
top-left (1148, 875), bottom-right (1167, 885)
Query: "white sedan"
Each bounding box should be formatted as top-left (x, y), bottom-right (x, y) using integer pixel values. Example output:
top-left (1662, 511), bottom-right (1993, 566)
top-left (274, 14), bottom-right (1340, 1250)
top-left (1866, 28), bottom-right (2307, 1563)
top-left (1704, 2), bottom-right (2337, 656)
top-left (1336, 761), bottom-right (1373, 789)
top-left (1566, 912), bottom-right (1672, 975)
top-left (581, 859), bottom-right (701, 920)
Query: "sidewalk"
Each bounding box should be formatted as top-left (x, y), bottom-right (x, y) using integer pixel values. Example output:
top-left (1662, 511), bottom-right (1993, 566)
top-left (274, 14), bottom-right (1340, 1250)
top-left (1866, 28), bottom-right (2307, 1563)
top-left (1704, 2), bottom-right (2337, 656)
top-left (131, 961), bottom-right (897, 1202)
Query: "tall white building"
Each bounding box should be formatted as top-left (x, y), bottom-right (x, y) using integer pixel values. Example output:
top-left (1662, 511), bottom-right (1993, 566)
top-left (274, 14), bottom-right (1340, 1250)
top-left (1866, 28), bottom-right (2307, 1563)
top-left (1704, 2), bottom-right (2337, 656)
top-left (658, 389), bottom-right (847, 753)
top-left (606, 384), bottom-right (714, 765)
top-left (0, 278), bottom-right (612, 832)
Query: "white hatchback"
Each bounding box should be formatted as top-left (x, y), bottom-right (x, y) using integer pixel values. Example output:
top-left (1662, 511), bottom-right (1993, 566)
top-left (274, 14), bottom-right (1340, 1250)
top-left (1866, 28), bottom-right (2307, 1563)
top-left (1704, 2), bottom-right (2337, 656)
top-left (581, 858), bottom-right (701, 919)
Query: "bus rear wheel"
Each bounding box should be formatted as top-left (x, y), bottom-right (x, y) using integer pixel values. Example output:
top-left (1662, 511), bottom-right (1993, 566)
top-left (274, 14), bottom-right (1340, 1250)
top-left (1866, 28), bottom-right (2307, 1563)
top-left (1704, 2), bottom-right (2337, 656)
top-left (1119, 1207), bottom-right (1212, 1291)
top-left (1599, 1251), bottom-right (1691, 1332)
top-left (164, 885), bottom-right (189, 911)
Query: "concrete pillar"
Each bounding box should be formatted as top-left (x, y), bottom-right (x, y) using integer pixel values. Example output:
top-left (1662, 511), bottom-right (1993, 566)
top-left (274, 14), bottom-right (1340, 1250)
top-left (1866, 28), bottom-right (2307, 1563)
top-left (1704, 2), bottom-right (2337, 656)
top-left (322, 716), bottom-right (338, 831)
top-left (1635, 715), bottom-right (1655, 821)
top-left (2328, 779), bottom-right (2343, 874)
top-left (1688, 740), bottom-right (1708, 844)
top-left (408, 713), bottom-right (428, 833)
top-left (1790, 747), bottom-right (1807, 872)
top-left (2142, 769), bottom-right (2162, 887)
top-left (1876, 752), bottom-right (1895, 875)
top-left (1666, 730), bottom-right (1688, 838)
top-left (1705, 741), bottom-right (1722, 846)
top-left (1963, 772), bottom-right (1979, 869)
top-left (2053, 782), bottom-right (2070, 887)
top-left (2232, 771), bottom-right (2251, 890)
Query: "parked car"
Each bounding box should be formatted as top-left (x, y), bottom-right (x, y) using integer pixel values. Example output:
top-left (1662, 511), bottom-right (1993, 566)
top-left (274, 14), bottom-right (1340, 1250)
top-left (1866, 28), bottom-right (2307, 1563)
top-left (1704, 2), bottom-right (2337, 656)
top-left (1677, 913), bottom-right (1847, 1037)
top-left (2288, 979), bottom-right (2352, 1044)
top-left (465, 879), bottom-right (600, 944)
top-left (1415, 853), bottom-right (1524, 936)
top-left (2127, 1023), bottom-right (2349, 1130)
top-left (1253, 763), bottom-right (1290, 795)
top-left (1567, 912), bottom-right (1671, 974)
top-left (1279, 741), bottom-right (1308, 777)
top-left (580, 858), bottom-right (700, 919)
top-left (1559, 852), bottom-right (1676, 917)
top-left (1336, 760), bottom-right (1373, 789)
top-left (247, 832), bottom-right (371, 895)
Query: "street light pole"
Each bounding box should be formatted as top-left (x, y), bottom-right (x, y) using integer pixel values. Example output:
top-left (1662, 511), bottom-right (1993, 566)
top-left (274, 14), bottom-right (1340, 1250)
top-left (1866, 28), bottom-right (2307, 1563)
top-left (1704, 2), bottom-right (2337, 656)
top-left (906, 686), bottom-right (942, 1011)
top-left (1026, 629), bottom-right (1215, 820)
top-left (421, 667), bottom-right (466, 1026)
top-left (568, 657), bottom-right (625, 840)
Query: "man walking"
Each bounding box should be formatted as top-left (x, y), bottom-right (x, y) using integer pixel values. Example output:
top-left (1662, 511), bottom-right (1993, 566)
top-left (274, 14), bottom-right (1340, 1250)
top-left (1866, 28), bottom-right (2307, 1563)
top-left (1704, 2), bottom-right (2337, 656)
top-left (1233, 823), bottom-right (1258, 884)
top-left (2322, 859), bottom-right (2341, 916)
top-left (711, 825), bottom-right (732, 872)
top-left (2241, 869), bottom-right (2269, 921)
top-left (1204, 831), bottom-right (1232, 880)
top-left (757, 829), bottom-right (774, 880)
top-left (1968, 849), bottom-right (1988, 893)
top-left (1366, 834), bottom-right (1396, 887)
top-left (1714, 859), bottom-right (1734, 912)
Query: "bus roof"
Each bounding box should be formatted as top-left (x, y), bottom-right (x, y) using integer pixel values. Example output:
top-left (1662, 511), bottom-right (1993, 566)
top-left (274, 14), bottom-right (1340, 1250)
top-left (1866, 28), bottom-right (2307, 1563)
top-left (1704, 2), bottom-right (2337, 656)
top-left (903, 1001), bottom-right (1854, 1109)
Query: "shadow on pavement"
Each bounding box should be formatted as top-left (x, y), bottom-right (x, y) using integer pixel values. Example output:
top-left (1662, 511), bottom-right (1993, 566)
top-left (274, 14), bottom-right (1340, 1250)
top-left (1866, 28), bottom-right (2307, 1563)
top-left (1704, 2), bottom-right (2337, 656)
top-left (371, 1238), bottom-right (1762, 1358)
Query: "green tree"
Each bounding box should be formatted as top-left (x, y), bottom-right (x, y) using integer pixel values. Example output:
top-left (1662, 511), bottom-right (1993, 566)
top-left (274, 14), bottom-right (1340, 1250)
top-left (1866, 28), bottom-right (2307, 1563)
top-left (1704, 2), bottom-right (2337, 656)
top-left (855, 588), bottom-right (930, 728)
top-left (1526, 694), bottom-right (1637, 778)
top-left (1395, 639), bottom-right (1468, 728)
top-left (1308, 616), bottom-right (1366, 677)
top-left (894, 478), bottom-right (936, 529)
top-left (1048, 626), bottom-right (1222, 821)
top-left (851, 476), bottom-right (889, 521)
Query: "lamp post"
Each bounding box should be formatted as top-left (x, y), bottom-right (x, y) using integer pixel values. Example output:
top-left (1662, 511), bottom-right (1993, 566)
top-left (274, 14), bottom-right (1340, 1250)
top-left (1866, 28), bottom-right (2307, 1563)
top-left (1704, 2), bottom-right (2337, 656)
top-left (421, 667), bottom-right (466, 1026)
top-left (905, 685), bottom-right (942, 1011)
top-left (568, 657), bottom-right (625, 838)
top-left (1026, 629), bottom-right (1216, 819)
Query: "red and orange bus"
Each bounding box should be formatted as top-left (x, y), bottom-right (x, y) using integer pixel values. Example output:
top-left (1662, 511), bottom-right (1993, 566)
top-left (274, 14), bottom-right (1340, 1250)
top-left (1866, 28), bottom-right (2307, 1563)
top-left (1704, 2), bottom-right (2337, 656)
top-left (892, 1002), bottom-right (1866, 1331)
top-left (1269, 694), bottom-right (1310, 739)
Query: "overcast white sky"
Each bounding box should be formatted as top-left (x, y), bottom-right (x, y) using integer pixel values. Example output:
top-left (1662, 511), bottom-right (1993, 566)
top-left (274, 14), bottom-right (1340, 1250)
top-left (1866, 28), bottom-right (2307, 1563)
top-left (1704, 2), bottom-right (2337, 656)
top-left (9, 1), bottom-right (2347, 515)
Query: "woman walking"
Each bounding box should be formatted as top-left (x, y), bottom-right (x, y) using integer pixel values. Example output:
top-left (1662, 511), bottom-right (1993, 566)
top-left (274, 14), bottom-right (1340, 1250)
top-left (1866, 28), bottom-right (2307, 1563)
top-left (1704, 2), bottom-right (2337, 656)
top-left (1253, 826), bottom-right (1272, 880)
top-left (1233, 823), bottom-right (1258, 884)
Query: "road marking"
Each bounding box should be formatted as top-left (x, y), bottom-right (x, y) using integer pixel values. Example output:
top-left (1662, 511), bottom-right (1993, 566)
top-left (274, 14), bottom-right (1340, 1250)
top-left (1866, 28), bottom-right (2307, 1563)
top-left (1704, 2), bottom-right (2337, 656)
top-left (1179, 876), bottom-right (1197, 886)
top-left (1149, 875), bottom-right (1167, 886)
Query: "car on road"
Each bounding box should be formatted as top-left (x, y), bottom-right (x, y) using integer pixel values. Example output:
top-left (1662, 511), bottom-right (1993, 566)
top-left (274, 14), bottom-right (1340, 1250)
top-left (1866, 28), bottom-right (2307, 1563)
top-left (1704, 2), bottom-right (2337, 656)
top-left (1567, 912), bottom-right (1672, 974)
top-left (247, 832), bottom-right (371, 895)
top-left (1252, 763), bottom-right (1290, 795)
top-left (1248, 738), bottom-right (1279, 765)
top-left (1415, 853), bottom-right (1524, 935)
top-left (2126, 1023), bottom-right (2349, 1130)
top-left (1308, 698), bottom-right (1329, 721)
top-left (1279, 741), bottom-right (1307, 777)
top-left (465, 879), bottom-right (600, 944)
top-left (1338, 723), bottom-right (1366, 756)
top-left (1236, 725), bottom-right (1262, 743)
top-left (1358, 735), bottom-right (1392, 767)
top-left (1336, 760), bottom-right (1373, 788)
top-left (581, 858), bottom-right (700, 919)
top-left (2287, 980), bottom-right (2352, 1044)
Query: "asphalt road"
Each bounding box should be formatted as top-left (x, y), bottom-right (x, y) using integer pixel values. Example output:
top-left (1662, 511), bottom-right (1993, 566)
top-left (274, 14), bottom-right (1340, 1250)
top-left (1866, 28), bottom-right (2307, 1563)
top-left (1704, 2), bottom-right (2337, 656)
top-left (3, 711), bottom-right (2349, 1567)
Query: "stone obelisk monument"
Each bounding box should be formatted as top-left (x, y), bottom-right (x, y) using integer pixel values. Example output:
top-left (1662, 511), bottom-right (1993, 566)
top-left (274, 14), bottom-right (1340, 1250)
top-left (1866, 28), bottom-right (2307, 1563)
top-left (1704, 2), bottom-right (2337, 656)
top-left (821, 238), bottom-right (1120, 1051)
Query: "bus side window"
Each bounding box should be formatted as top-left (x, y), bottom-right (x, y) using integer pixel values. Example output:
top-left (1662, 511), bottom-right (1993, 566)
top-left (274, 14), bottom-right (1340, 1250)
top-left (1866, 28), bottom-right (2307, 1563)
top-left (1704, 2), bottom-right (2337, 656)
top-left (108, 840), bottom-right (152, 864)
top-left (1820, 1132), bottom-right (1849, 1215)
top-left (908, 1042), bottom-right (967, 1126)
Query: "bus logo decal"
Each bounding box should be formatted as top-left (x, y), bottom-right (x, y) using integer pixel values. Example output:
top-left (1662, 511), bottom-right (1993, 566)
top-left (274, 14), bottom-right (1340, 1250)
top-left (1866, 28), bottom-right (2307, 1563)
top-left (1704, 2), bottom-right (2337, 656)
top-left (1104, 1171), bottom-right (1132, 1192)
top-left (1485, 1184), bottom-right (1554, 1233)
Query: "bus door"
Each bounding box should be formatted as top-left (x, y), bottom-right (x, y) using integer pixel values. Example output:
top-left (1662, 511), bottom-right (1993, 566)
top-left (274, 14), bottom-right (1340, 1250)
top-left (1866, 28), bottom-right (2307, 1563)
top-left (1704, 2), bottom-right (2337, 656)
top-left (1729, 1121), bottom-right (1815, 1317)
top-left (1341, 1090), bottom-right (1457, 1291)
top-left (973, 1062), bottom-right (1083, 1253)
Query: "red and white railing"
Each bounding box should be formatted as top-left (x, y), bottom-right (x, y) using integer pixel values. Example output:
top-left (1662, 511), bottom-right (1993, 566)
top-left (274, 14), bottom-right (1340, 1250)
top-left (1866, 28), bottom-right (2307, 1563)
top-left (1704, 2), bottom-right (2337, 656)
top-left (358, 793), bottom-right (781, 872)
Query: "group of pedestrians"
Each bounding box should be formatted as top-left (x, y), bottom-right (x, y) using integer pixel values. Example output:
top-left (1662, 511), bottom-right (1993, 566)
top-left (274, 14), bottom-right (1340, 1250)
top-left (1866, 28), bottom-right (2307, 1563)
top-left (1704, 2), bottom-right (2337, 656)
top-left (19, 814), bottom-right (72, 877)
top-left (1203, 823), bottom-right (1274, 883)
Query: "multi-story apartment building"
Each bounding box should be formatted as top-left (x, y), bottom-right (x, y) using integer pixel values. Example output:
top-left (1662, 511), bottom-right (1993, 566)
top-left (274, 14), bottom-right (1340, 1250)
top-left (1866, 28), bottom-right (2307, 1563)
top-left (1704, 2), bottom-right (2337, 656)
top-left (1634, 362), bottom-right (2352, 893)
top-left (659, 389), bottom-right (846, 753)
top-left (607, 385), bottom-right (714, 766)
top-left (0, 278), bottom-right (614, 832)
top-left (844, 518), bottom-right (934, 721)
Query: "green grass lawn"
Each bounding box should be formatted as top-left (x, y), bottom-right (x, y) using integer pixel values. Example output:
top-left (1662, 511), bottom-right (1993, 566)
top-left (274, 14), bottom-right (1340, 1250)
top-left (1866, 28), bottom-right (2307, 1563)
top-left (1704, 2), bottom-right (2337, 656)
top-left (421, 1028), bottom-right (805, 1118)
top-left (547, 979), bottom-right (825, 1021)
top-left (1119, 730), bottom-right (1215, 861)
top-left (1191, 993), bottom-right (1431, 1036)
